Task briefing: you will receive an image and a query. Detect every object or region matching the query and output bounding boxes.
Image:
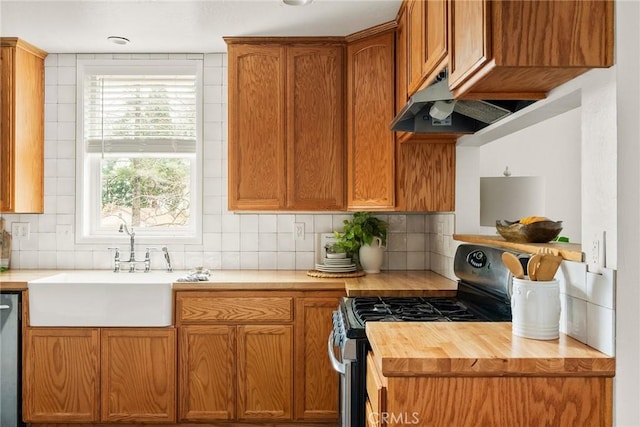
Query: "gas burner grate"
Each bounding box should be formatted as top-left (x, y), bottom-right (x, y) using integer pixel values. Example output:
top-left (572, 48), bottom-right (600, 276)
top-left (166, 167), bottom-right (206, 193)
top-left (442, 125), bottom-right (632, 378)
top-left (350, 296), bottom-right (483, 324)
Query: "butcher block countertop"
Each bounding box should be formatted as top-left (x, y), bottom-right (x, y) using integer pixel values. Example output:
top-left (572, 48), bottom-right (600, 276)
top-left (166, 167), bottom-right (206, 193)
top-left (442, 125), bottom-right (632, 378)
top-left (366, 322), bottom-right (615, 377)
top-left (1, 269), bottom-right (457, 296)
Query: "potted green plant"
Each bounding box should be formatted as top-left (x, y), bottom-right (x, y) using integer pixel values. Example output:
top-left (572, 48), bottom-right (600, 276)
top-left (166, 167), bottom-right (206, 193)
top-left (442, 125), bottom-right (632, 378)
top-left (333, 212), bottom-right (388, 273)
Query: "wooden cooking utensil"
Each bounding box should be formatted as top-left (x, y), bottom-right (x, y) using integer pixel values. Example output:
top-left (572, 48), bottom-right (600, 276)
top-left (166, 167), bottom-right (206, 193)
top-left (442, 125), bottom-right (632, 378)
top-left (527, 254), bottom-right (542, 281)
top-left (535, 255), bottom-right (563, 281)
top-left (501, 252), bottom-right (524, 279)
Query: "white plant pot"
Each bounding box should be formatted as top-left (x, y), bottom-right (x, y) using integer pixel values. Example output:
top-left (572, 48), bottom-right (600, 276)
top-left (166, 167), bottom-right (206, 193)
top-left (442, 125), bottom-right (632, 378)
top-left (359, 236), bottom-right (385, 274)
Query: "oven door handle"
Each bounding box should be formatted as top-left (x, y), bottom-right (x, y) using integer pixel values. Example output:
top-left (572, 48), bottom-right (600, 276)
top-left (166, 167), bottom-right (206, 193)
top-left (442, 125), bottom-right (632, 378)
top-left (327, 332), bottom-right (346, 375)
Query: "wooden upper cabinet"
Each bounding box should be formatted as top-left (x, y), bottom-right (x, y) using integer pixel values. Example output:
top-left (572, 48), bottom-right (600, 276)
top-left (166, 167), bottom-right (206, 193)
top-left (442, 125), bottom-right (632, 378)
top-left (449, 0), bottom-right (614, 98)
top-left (23, 328), bottom-right (100, 423)
top-left (286, 45), bottom-right (345, 210)
top-left (227, 44), bottom-right (286, 210)
top-left (346, 28), bottom-right (396, 210)
top-left (100, 328), bottom-right (176, 423)
top-left (226, 40), bottom-right (345, 211)
top-left (395, 6), bottom-right (409, 110)
top-left (0, 38), bottom-right (47, 213)
top-left (406, 0), bottom-right (448, 96)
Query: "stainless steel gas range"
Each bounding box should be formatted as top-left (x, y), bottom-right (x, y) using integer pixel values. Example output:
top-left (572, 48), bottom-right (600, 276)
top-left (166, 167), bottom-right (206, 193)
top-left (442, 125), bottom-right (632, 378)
top-left (328, 244), bottom-right (528, 427)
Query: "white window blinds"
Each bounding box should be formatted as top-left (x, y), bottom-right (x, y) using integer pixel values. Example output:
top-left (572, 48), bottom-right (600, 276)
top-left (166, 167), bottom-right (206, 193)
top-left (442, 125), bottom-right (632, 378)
top-left (83, 67), bottom-right (198, 154)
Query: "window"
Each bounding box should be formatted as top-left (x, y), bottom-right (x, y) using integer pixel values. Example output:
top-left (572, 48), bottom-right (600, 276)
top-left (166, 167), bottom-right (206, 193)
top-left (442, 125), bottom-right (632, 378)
top-left (76, 59), bottom-right (203, 243)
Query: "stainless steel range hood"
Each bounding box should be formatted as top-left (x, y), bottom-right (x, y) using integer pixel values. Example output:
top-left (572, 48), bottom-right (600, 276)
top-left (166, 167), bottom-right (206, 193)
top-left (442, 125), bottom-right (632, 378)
top-left (390, 72), bottom-right (535, 134)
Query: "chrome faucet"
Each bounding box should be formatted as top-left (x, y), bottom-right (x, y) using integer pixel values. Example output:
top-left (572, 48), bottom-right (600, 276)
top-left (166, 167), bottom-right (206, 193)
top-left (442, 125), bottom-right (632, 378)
top-left (119, 223), bottom-right (136, 263)
top-left (114, 222), bottom-right (149, 272)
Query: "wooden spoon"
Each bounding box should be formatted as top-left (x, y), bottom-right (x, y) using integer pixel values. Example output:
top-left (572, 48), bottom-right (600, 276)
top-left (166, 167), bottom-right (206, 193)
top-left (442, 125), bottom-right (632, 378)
top-left (536, 255), bottom-right (563, 281)
top-left (501, 252), bottom-right (524, 279)
top-left (527, 254), bottom-right (542, 281)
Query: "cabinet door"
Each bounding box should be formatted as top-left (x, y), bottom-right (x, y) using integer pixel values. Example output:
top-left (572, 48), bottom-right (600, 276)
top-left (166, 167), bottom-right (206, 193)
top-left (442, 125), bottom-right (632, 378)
top-left (101, 328), bottom-right (176, 423)
top-left (294, 297), bottom-right (341, 421)
top-left (178, 325), bottom-right (236, 421)
top-left (227, 44), bottom-right (286, 210)
top-left (448, 0), bottom-right (491, 90)
top-left (0, 39), bottom-right (46, 213)
top-left (395, 5), bottom-right (409, 110)
top-left (286, 45), bottom-right (345, 210)
top-left (406, 0), bottom-right (425, 94)
top-left (346, 32), bottom-right (396, 210)
top-left (396, 141), bottom-right (455, 212)
top-left (23, 328), bottom-right (100, 423)
top-left (237, 325), bottom-right (293, 420)
top-left (423, 0), bottom-right (448, 83)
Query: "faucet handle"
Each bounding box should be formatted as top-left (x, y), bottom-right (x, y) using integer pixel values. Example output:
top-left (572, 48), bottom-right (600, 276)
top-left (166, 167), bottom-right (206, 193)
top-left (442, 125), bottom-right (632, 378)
top-left (108, 247), bottom-right (120, 258)
top-left (162, 246), bottom-right (173, 272)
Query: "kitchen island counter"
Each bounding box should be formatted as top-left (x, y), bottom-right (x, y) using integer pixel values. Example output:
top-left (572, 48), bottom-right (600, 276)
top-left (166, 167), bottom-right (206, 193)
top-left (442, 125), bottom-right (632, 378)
top-left (365, 322), bottom-right (614, 426)
top-left (366, 321), bottom-right (615, 377)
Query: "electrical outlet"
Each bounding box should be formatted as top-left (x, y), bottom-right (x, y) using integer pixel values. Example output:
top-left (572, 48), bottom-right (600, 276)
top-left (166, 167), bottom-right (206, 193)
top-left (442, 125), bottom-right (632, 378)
top-left (11, 222), bottom-right (30, 240)
top-left (589, 231), bottom-right (606, 273)
top-left (293, 222), bottom-right (305, 241)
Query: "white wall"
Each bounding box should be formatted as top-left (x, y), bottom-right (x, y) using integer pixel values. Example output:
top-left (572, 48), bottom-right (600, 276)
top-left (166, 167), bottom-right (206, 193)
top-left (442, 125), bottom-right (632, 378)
top-left (477, 108), bottom-right (582, 242)
top-left (614, 0), bottom-right (640, 425)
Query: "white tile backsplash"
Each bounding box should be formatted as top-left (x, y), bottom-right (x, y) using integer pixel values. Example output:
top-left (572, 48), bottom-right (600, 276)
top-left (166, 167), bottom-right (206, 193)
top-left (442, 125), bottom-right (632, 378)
top-left (587, 302), bottom-right (615, 355)
top-left (587, 268), bottom-right (616, 309)
top-left (557, 260), bottom-right (588, 299)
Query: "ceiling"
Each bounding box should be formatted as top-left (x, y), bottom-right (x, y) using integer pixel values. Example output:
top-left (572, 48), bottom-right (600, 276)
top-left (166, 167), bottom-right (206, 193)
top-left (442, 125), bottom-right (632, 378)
top-left (0, 0), bottom-right (401, 53)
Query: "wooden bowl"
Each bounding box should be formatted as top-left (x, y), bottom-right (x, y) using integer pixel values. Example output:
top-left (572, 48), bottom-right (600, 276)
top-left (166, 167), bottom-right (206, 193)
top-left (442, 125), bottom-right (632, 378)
top-left (495, 220), bottom-right (563, 243)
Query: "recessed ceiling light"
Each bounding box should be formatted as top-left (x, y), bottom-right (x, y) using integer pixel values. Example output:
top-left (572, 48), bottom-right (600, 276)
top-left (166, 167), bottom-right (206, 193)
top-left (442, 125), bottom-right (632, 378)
top-left (282, 0), bottom-right (313, 5)
top-left (107, 36), bottom-right (130, 46)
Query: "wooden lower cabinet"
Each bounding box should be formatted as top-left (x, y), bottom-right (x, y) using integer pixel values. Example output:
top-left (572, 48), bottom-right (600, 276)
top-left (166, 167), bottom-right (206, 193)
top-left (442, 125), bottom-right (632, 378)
top-left (178, 325), bottom-right (236, 421)
top-left (101, 328), bottom-right (176, 423)
top-left (23, 327), bottom-right (176, 424)
top-left (238, 325), bottom-right (293, 420)
top-left (23, 328), bottom-right (100, 423)
top-left (176, 290), bottom-right (342, 424)
top-left (368, 352), bottom-right (613, 426)
top-left (294, 297), bottom-right (341, 421)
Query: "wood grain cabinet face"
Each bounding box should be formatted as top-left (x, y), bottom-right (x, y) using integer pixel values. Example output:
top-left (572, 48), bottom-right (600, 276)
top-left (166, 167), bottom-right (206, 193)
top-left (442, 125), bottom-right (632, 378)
top-left (178, 325), bottom-right (236, 421)
top-left (395, 141), bottom-right (456, 212)
top-left (237, 325), bottom-right (293, 420)
top-left (0, 38), bottom-right (46, 213)
top-left (227, 44), bottom-right (286, 210)
top-left (23, 328), bottom-right (100, 423)
top-left (227, 42), bottom-right (345, 211)
top-left (346, 31), bottom-right (396, 210)
top-left (448, 0), bottom-right (614, 98)
top-left (24, 327), bottom-right (176, 424)
top-left (294, 297), bottom-right (341, 421)
top-left (100, 328), bottom-right (176, 423)
top-left (176, 292), bottom-right (295, 422)
top-left (406, 0), bottom-right (448, 95)
top-left (176, 291), bottom-right (343, 423)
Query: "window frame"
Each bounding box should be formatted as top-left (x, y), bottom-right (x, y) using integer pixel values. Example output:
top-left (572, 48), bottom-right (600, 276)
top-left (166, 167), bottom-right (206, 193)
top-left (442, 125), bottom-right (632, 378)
top-left (75, 59), bottom-right (203, 244)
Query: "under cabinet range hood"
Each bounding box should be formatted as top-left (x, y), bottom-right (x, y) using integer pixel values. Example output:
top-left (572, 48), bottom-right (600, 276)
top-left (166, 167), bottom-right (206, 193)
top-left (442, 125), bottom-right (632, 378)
top-left (390, 72), bottom-right (535, 134)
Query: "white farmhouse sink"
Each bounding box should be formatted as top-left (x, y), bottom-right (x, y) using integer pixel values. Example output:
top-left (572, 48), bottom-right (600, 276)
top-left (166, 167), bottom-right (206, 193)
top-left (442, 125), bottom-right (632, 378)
top-left (28, 272), bottom-right (183, 327)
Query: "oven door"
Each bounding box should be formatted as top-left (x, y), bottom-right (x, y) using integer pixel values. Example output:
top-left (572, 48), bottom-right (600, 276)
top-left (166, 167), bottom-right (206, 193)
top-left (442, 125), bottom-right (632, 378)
top-left (328, 314), bottom-right (367, 427)
top-left (328, 329), bottom-right (351, 426)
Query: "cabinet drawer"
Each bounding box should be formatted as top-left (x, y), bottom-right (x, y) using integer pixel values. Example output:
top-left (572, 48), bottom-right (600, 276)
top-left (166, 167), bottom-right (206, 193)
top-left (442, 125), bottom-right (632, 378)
top-left (366, 352), bottom-right (386, 424)
top-left (177, 296), bottom-right (293, 323)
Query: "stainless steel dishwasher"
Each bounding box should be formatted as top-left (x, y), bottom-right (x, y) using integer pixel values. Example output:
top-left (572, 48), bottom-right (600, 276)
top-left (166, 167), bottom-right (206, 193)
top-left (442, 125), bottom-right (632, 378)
top-left (1, 291), bottom-right (23, 427)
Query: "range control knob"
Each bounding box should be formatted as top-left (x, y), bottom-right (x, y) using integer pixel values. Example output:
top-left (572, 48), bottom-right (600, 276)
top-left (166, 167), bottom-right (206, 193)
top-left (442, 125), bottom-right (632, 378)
top-left (467, 250), bottom-right (488, 268)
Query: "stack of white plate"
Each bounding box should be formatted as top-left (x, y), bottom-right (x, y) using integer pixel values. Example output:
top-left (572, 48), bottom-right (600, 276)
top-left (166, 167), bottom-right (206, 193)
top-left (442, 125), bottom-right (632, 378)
top-left (315, 255), bottom-right (357, 273)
